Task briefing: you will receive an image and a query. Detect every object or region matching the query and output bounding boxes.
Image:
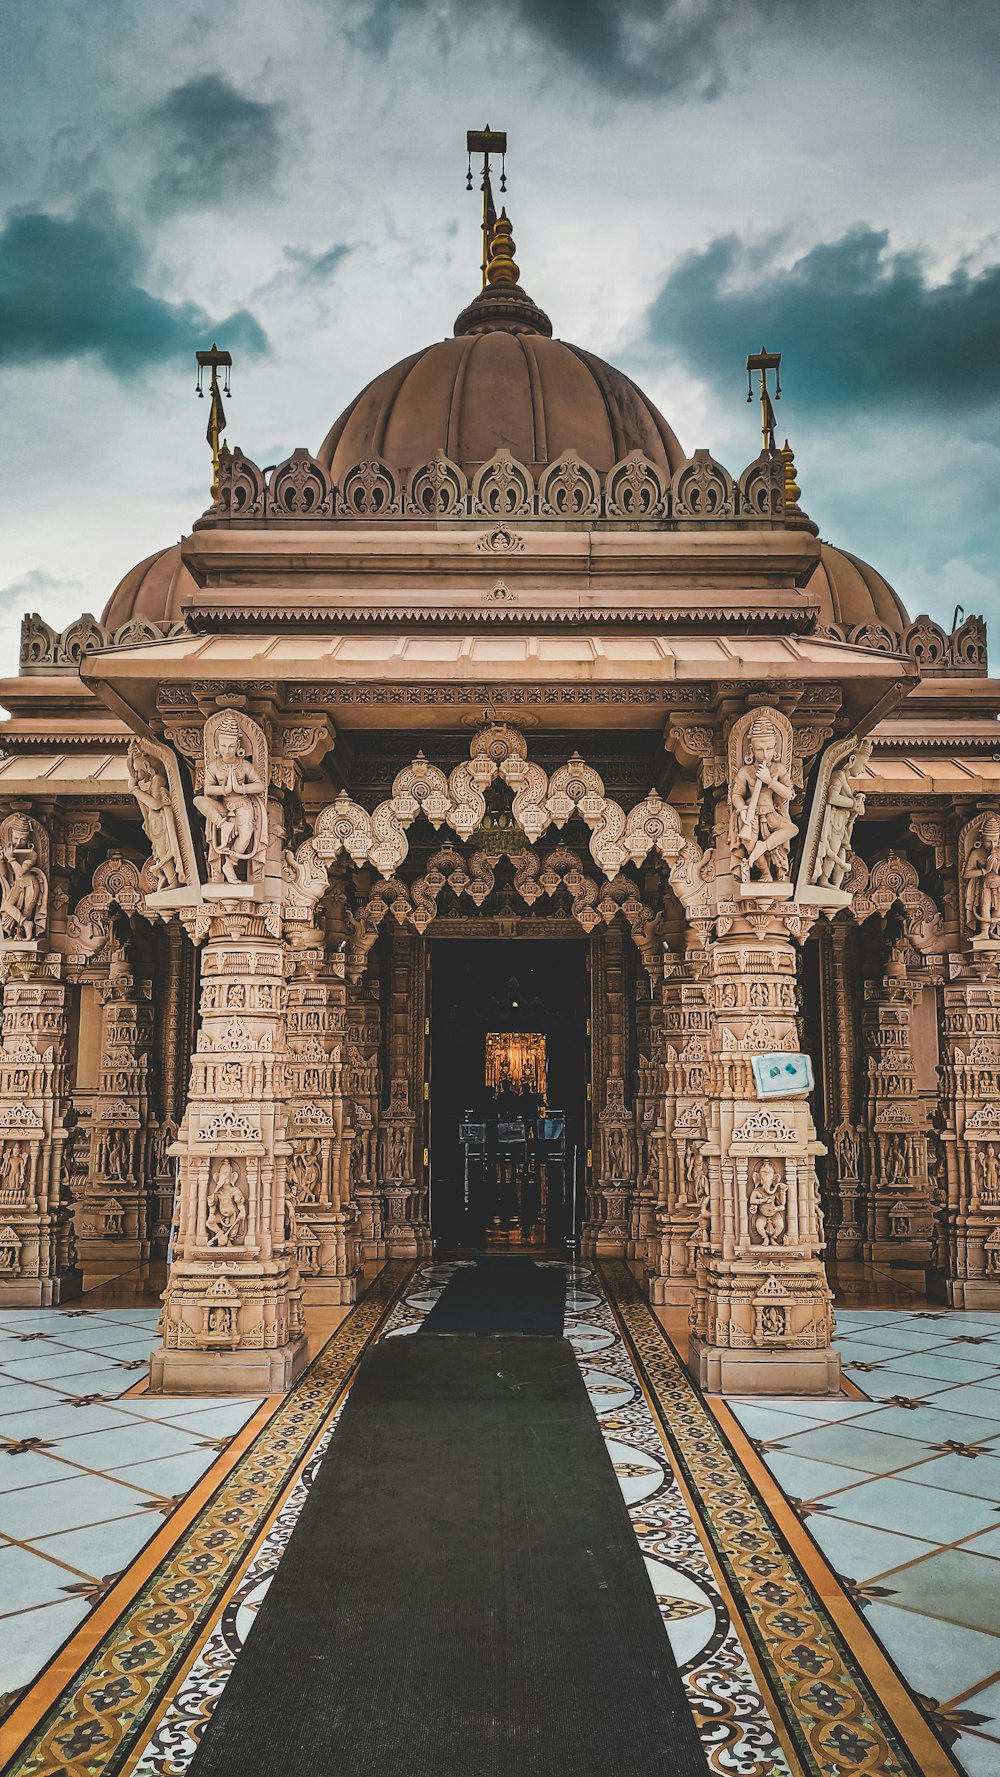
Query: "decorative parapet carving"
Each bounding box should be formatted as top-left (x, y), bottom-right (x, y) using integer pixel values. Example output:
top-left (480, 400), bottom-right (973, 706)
top-left (19, 612), bottom-right (188, 673)
top-left (64, 852), bottom-right (150, 965)
top-left (194, 444), bottom-right (816, 532)
top-left (0, 812), bottom-right (48, 942)
top-left (195, 710), bottom-right (268, 885)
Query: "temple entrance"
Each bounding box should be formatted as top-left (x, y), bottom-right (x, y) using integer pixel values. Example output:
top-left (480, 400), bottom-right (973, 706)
top-left (428, 937), bottom-right (589, 1251)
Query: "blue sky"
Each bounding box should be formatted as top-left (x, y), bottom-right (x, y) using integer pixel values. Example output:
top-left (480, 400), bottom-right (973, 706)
top-left (0, 0), bottom-right (997, 669)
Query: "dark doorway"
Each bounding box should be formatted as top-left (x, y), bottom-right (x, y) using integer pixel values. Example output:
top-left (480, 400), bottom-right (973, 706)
top-left (429, 938), bottom-right (589, 1251)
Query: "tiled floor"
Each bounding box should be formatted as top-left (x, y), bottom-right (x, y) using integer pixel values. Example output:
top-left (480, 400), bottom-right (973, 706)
top-left (729, 1304), bottom-right (1000, 1776)
top-left (0, 1301), bottom-right (262, 1710)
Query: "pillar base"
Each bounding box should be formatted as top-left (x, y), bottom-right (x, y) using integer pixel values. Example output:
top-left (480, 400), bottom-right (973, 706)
top-left (0, 1269), bottom-right (81, 1308)
top-left (927, 1271), bottom-right (1000, 1311)
top-left (149, 1335), bottom-right (310, 1396)
top-left (688, 1333), bottom-right (842, 1396)
top-left (302, 1273), bottom-right (359, 1306)
top-left (647, 1272), bottom-right (693, 1308)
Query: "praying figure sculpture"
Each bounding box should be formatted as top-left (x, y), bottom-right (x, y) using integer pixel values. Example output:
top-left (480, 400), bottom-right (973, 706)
top-left (128, 741), bottom-right (184, 889)
top-left (814, 740), bottom-right (872, 890)
top-left (195, 710), bottom-right (268, 885)
top-left (728, 710), bottom-right (797, 885)
top-left (748, 1157), bottom-right (787, 1245)
top-left (964, 813), bottom-right (1000, 940)
top-left (0, 814), bottom-right (48, 940)
top-left (205, 1158), bottom-right (248, 1247)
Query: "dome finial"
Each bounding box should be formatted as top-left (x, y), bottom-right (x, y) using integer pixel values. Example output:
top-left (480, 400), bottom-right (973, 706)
top-left (486, 209), bottom-right (519, 286)
top-left (781, 439), bottom-right (802, 513)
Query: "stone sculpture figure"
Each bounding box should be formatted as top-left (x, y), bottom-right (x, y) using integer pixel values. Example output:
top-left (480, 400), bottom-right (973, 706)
top-left (195, 711), bottom-right (268, 885)
top-left (387, 1125), bottom-right (408, 1179)
top-left (965, 814), bottom-right (1000, 939)
top-left (978, 1143), bottom-right (1000, 1207)
top-left (606, 1126), bottom-right (628, 1178)
top-left (833, 1121), bottom-right (860, 1179)
top-left (128, 741), bottom-right (183, 889)
top-left (205, 1158), bottom-right (248, 1246)
top-left (728, 712), bottom-right (797, 884)
top-left (0, 1143), bottom-right (29, 1200)
top-left (0, 814), bottom-right (47, 940)
top-left (290, 1137), bottom-right (322, 1201)
top-left (814, 741), bottom-right (872, 890)
top-left (748, 1158), bottom-right (787, 1245)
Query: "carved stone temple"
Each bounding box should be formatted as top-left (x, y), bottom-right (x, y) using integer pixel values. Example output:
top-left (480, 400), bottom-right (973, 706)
top-left (2, 199), bottom-right (999, 1395)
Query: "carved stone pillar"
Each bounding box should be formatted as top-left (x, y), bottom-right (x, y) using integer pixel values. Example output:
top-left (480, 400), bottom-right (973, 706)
top-left (345, 958), bottom-right (384, 1263)
top-left (822, 919), bottom-right (864, 1259)
top-left (378, 929), bottom-right (431, 1258)
top-left (285, 930), bottom-right (359, 1303)
top-left (859, 974), bottom-right (934, 1265)
top-left (150, 911), bottom-right (307, 1392)
top-left (75, 962), bottom-right (154, 1268)
top-left (688, 920), bottom-right (838, 1394)
top-left (647, 947), bottom-right (711, 1306)
top-left (0, 950), bottom-right (80, 1305)
top-left (628, 971), bottom-right (662, 1263)
top-left (583, 923), bottom-right (635, 1258)
top-left (929, 965), bottom-right (1000, 1307)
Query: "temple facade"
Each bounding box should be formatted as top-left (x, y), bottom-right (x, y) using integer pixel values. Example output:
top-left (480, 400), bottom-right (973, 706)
top-left (2, 204), bottom-right (999, 1397)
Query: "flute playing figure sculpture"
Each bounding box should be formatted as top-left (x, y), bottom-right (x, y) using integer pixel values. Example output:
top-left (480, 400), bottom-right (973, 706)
top-left (728, 711), bottom-right (797, 886)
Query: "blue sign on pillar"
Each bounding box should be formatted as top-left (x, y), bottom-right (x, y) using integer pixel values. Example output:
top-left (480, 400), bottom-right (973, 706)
top-left (752, 1052), bottom-right (815, 1098)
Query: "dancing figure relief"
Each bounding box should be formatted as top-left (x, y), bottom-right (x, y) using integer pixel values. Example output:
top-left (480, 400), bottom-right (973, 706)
top-left (728, 710), bottom-right (797, 885)
top-left (814, 741), bottom-right (872, 890)
top-left (0, 814), bottom-right (48, 941)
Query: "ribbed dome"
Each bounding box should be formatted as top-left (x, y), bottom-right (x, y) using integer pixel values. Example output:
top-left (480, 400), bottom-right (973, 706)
top-left (318, 309), bottom-right (686, 484)
top-left (806, 543), bottom-right (909, 636)
top-left (102, 544), bottom-right (195, 630)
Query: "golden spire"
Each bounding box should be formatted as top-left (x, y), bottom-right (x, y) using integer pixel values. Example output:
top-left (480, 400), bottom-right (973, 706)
top-left (466, 126), bottom-right (507, 286)
top-left (781, 439), bottom-right (802, 511)
top-left (486, 209), bottom-right (519, 285)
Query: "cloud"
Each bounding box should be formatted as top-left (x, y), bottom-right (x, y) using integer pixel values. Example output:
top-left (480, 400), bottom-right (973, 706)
top-left (284, 242), bottom-right (353, 284)
top-left (0, 201), bottom-right (268, 375)
top-left (145, 73), bottom-right (285, 213)
top-left (644, 228), bottom-right (1000, 413)
top-left (344, 0), bottom-right (730, 98)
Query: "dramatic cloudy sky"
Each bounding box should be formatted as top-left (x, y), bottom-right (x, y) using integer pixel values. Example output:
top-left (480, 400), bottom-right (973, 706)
top-left (0, 0), bottom-right (997, 672)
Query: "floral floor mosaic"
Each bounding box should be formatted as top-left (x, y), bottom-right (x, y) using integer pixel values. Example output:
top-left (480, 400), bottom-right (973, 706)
top-left (0, 1264), bottom-right (971, 1777)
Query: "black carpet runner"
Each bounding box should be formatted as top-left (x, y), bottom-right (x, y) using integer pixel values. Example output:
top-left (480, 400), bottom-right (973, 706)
top-left (418, 1256), bottom-right (567, 1334)
top-left (190, 1265), bottom-right (707, 1777)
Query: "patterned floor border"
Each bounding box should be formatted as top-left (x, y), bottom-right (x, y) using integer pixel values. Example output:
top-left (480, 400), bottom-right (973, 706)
top-left (0, 1261), bottom-right (413, 1777)
top-left (600, 1260), bottom-right (962, 1777)
top-left (0, 1258), bottom-right (965, 1777)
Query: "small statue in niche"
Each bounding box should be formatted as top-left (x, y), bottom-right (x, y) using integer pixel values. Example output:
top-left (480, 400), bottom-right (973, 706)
top-left (128, 742), bottom-right (183, 890)
top-left (965, 814), bottom-right (1000, 939)
top-left (748, 1157), bottom-right (787, 1245)
top-left (834, 1121), bottom-right (860, 1180)
top-left (207, 1304), bottom-right (235, 1336)
top-left (681, 1141), bottom-right (707, 1206)
top-left (385, 1125), bottom-right (408, 1179)
top-left (195, 710), bottom-right (268, 885)
top-left (978, 1142), bottom-right (1000, 1207)
top-left (290, 1137), bottom-right (322, 1202)
top-left (205, 1157), bottom-right (247, 1246)
top-left (606, 1126), bottom-right (629, 1178)
top-left (0, 1228), bottom-right (21, 1273)
top-left (814, 741), bottom-right (872, 890)
top-left (0, 1143), bottom-right (29, 1200)
top-left (728, 712), bottom-right (797, 884)
top-left (885, 1135), bottom-right (908, 1190)
top-left (0, 814), bottom-right (47, 940)
top-left (761, 1304), bottom-right (785, 1337)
